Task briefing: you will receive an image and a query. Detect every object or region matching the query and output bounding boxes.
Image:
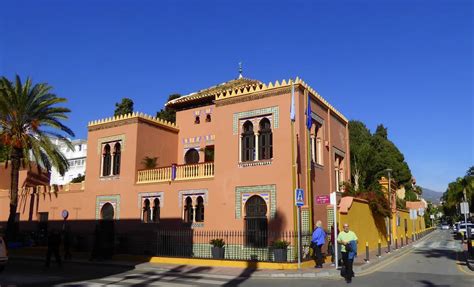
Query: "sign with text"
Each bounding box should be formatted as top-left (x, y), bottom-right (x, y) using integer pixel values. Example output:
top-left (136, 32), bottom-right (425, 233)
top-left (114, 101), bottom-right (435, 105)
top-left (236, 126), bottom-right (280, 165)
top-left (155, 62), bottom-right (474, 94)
top-left (315, 195), bottom-right (330, 205)
top-left (295, 188), bottom-right (304, 207)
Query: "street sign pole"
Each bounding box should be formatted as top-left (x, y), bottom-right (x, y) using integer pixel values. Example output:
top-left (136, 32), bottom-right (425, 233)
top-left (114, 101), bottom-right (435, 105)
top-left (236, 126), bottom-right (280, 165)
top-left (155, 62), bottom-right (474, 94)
top-left (331, 192), bottom-right (338, 269)
top-left (295, 188), bottom-right (304, 270)
top-left (297, 205), bottom-right (301, 269)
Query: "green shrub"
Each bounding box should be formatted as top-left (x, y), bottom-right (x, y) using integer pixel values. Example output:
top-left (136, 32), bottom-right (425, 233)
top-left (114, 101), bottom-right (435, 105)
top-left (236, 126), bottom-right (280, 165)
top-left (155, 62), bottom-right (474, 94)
top-left (209, 238), bottom-right (225, 248)
top-left (272, 239), bottom-right (290, 249)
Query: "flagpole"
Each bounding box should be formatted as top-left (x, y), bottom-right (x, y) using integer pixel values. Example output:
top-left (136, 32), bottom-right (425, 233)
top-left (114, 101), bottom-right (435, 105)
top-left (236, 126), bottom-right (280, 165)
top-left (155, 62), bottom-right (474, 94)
top-left (305, 89), bottom-right (314, 230)
top-left (290, 81), bottom-right (298, 239)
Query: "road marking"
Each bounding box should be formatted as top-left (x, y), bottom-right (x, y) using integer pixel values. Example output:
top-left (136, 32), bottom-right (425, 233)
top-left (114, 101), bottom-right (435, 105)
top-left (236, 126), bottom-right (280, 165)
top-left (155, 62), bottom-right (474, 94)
top-left (357, 230), bottom-right (438, 277)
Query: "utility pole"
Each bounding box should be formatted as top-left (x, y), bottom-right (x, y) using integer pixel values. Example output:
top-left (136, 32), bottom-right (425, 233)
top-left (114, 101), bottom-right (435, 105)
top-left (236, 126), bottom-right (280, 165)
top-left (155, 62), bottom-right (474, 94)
top-left (386, 169), bottom-right (393, 249)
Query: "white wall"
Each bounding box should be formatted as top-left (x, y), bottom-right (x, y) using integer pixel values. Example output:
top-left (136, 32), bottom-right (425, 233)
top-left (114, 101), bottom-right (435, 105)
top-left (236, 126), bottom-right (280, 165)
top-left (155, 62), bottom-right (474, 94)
top-left (50, 139), bottom-right (87, 185)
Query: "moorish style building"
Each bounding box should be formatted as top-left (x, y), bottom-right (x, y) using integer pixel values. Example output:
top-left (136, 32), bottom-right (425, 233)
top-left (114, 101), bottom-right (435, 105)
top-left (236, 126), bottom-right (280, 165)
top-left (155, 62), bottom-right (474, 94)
top-left (0, 75), bottom-right (350, 257)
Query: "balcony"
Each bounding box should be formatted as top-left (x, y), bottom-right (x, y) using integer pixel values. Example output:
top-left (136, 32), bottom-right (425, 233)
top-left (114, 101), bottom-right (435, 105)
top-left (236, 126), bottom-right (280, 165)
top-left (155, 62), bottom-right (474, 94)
top-left (137, 162), bottom-right (214, 184)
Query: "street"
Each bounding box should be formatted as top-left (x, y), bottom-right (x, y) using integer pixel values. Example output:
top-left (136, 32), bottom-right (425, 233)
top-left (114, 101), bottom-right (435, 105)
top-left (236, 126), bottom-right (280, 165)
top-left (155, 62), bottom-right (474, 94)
top-left (0, 230), bottom-right (472, 286)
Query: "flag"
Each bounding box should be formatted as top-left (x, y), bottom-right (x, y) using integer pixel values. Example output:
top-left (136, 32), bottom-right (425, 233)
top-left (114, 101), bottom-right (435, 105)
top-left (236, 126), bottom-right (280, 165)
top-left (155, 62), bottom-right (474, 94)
top-left (290, 83), bottom-right (295, 121)
top-left (306, 93), bottom-right (312, 130)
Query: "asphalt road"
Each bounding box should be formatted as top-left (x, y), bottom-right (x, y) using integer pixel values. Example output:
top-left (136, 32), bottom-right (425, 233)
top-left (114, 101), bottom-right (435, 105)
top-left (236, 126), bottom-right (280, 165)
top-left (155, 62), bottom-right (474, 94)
top-left (0, 230), bottom-right (472, 286)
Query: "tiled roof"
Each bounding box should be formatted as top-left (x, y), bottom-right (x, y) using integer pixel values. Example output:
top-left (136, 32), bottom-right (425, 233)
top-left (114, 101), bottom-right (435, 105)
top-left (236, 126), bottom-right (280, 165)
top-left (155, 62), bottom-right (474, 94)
top-left (166, 77), bottom-right (262, 107)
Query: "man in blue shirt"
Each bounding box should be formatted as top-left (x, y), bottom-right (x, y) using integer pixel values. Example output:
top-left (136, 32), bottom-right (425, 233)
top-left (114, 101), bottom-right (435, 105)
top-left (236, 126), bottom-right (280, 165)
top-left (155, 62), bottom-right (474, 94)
top-left (311, 220), bottom-right (327, 268)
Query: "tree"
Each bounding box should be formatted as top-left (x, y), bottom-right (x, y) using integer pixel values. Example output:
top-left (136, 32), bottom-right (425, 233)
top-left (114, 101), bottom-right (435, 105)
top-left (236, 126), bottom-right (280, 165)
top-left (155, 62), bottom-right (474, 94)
top-left (156, 94), bottom-right (181, 123)
top-left (441, 167), bottom-right (474, 219)
top-left (0, 75), bottom-right (74, 240)
top-left (114, 98), bottom-right (134, 116)
top-left (0, 143), bottom-right (8, 162)
top-left (348, 121), bottom-right (373, 191)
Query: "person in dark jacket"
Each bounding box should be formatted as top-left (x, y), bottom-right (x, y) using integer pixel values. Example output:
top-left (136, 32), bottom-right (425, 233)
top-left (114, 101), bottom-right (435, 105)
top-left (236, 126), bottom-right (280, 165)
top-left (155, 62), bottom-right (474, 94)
top-left (45, 229), bottom-right (62, 268)
top-left (311, 220), bottom-right (327, 268)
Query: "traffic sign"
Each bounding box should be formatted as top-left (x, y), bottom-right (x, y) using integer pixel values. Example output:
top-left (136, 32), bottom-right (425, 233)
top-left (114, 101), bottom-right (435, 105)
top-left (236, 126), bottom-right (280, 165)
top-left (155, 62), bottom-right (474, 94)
top-left (460, 202), bottom-right (469, 215)
top-left (295, 188), bottom-right (304, 207)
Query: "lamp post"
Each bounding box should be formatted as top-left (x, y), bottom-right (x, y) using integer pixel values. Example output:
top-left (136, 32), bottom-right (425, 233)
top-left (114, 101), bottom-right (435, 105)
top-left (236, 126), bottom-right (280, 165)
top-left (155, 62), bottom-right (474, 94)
top-left (386, 168), bottom-right (393, 249)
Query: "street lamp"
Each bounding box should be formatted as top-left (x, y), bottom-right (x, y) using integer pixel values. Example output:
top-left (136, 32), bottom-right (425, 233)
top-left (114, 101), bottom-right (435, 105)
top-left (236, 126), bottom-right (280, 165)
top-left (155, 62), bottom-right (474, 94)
top-left (386, 168), bottom-right (393, 249)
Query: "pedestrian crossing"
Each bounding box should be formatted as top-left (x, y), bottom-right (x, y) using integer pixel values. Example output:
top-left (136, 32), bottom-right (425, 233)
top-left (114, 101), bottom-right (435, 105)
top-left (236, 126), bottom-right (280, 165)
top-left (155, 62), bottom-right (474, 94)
top-left (413, 240), bottom-right (462, 251)
top-left (56, 269), bottom-right (244, 286)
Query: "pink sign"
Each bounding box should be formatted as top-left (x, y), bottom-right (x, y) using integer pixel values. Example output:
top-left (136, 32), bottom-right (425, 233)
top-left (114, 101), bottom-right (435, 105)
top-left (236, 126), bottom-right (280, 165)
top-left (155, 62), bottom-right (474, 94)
top-left (315, 195), bottom-right (330, 205)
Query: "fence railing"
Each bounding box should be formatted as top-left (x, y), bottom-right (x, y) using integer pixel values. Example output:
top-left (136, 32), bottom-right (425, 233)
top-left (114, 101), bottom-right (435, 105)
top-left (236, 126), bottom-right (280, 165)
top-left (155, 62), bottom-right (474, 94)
top-left (153, 230), bottom-right (313, 262)
top-left (137, 162), bottom-right (214, 184)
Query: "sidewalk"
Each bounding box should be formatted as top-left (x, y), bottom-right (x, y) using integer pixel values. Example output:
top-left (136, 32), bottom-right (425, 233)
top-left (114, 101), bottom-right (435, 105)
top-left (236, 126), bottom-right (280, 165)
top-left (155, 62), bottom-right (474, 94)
top-left (9, 230), bottom-right (436, 279)
top-left (462, 241), bottom-right (474, 271)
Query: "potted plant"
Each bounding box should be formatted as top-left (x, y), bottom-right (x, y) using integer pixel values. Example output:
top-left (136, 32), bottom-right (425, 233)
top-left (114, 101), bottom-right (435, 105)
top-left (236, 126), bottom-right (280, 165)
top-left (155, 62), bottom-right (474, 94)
top-left (210, 238), bottom-right (225, 259)
top-left (272, 239), bottom-right (290, 262)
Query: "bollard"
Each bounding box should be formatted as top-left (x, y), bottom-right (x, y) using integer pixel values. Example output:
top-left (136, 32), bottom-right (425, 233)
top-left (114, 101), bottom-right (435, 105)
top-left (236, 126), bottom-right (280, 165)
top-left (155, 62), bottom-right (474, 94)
top-left (395, 237), bottom-right (398, 250)
top-left (387, 237), bottom-right (391, 253)
top-left (377, 239), bottom-right (382, 257)
top-left (365, 242), bottom-right (370, 263)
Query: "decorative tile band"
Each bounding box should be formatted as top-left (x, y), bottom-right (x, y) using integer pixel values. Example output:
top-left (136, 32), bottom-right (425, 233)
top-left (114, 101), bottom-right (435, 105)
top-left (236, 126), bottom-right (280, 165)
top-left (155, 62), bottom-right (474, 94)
top-left (233, 106), bottom-right (279, 135)
top-left (97, 134), bottom-right (126, 155)
top-left (235, 184), bottom-right (276, 219)
top-left (137, 192), bottom-right (164, 208)
top-left (95, 195), bottom-right (120, 220)
top-left (178, 189), bottom-right (208, 208)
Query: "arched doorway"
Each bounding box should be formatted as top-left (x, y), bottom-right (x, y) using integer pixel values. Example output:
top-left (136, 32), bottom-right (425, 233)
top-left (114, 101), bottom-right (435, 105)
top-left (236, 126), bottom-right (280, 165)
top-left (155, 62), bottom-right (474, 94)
top-left (100, 202), bottom-right (114, 220)
top-left (245, 195), bottom-right (268, 247)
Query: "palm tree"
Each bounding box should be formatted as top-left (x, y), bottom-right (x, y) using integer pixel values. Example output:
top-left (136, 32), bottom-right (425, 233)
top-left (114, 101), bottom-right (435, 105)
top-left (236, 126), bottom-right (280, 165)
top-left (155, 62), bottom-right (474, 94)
top-left (0, 75), bottom-right (74, 240)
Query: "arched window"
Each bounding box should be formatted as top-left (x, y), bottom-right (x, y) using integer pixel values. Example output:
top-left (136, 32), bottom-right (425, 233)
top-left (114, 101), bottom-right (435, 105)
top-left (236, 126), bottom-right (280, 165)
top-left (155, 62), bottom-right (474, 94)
top-left (245, 195), bottom-right (268, 247)
top-left (143, 199), bottom-right (151, 223)
top-left (258, 118), bottom-right (272, 160)
top-left (205, 114), bottom-right (211, 122)
top-left (112, 142), bottom-right (121, 175)
top-left (195, 116), bottom-right (200, 124)
top-left (152, 198), bottom-right (160, 223)
top-left (241, 121), bottom-right (255, 162)
top-left (100, 202), bottom-right (114, 220)
top-left (184, 197), bottom-right (193, 223)
top-left (102, 144), bottom-right (111, 176)
top-left (185, 148), bottom-right (200, 164)
top-left (195, 196), bottom-right (204, 222)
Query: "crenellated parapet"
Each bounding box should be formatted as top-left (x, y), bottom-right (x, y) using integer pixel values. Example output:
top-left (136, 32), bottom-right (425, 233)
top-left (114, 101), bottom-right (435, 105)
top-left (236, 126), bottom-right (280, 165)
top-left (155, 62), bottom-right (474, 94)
top-left (214, 77), bottom-right (348, 122)
top-left (88, 112), bottom-right (179, 132)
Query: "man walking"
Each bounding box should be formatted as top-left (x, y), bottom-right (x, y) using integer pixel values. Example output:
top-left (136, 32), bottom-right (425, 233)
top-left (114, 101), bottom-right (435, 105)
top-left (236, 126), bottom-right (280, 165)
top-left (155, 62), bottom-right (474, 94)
top-left (337, 223), bottom-right (358, 283)
top-left (45, 229), bottom-right (62, 268)
top-left (311, 220), bottom-right (326, 268)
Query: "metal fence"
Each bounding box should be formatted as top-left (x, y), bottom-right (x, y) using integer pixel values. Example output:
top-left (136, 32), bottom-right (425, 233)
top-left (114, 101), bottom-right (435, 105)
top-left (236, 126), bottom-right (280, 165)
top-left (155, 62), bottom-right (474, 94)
top-left (154, 230), bottom-right (313, 262)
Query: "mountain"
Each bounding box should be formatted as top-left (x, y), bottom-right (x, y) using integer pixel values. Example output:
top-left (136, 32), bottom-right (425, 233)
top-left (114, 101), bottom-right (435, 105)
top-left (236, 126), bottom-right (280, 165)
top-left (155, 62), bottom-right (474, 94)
top-left (421, 187), bottom-right (443, 204)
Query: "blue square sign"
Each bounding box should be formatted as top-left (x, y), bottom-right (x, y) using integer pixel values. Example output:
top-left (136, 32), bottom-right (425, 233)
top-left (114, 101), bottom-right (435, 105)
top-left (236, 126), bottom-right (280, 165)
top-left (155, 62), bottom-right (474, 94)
top-left (295, 188), bottom-right (304, 206)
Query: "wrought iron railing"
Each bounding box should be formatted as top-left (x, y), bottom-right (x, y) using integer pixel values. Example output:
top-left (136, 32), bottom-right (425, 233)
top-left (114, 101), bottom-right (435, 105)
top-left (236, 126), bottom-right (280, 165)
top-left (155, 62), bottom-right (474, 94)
top-left (151, 230), bottom-right (313, 262)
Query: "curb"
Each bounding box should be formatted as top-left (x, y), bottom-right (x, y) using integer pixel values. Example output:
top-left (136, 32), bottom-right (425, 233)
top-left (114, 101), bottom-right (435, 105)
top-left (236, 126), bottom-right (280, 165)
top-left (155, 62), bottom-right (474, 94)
top-left (464, 252), bottom-right (474, 271)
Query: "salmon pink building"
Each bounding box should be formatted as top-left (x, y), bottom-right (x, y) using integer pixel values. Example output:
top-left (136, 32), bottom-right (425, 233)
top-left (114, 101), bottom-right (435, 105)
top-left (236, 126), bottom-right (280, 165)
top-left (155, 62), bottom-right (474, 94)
top-left (0, 76), bottom-right (350, 259)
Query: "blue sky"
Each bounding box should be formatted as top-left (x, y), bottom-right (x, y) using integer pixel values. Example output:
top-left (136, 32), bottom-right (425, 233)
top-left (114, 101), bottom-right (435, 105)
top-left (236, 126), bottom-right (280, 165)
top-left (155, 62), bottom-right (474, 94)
top-left (1, 0), bottom-right (472, 193)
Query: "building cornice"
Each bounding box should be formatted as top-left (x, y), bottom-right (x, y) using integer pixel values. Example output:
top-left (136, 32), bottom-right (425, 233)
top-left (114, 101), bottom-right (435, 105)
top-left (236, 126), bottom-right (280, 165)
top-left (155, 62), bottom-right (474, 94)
top-left (88, 112), bottom-right (179, 133)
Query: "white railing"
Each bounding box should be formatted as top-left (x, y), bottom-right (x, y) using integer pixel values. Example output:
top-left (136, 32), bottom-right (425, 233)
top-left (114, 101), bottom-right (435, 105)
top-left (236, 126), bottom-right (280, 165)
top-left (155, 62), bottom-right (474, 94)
top-left (137, 162), bottom-right (214, 184)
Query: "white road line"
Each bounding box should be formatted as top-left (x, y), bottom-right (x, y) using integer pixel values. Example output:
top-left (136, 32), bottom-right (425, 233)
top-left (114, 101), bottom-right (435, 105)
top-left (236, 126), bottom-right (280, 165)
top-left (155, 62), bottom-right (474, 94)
top-left (160, 275), bottom-right (223, 285)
